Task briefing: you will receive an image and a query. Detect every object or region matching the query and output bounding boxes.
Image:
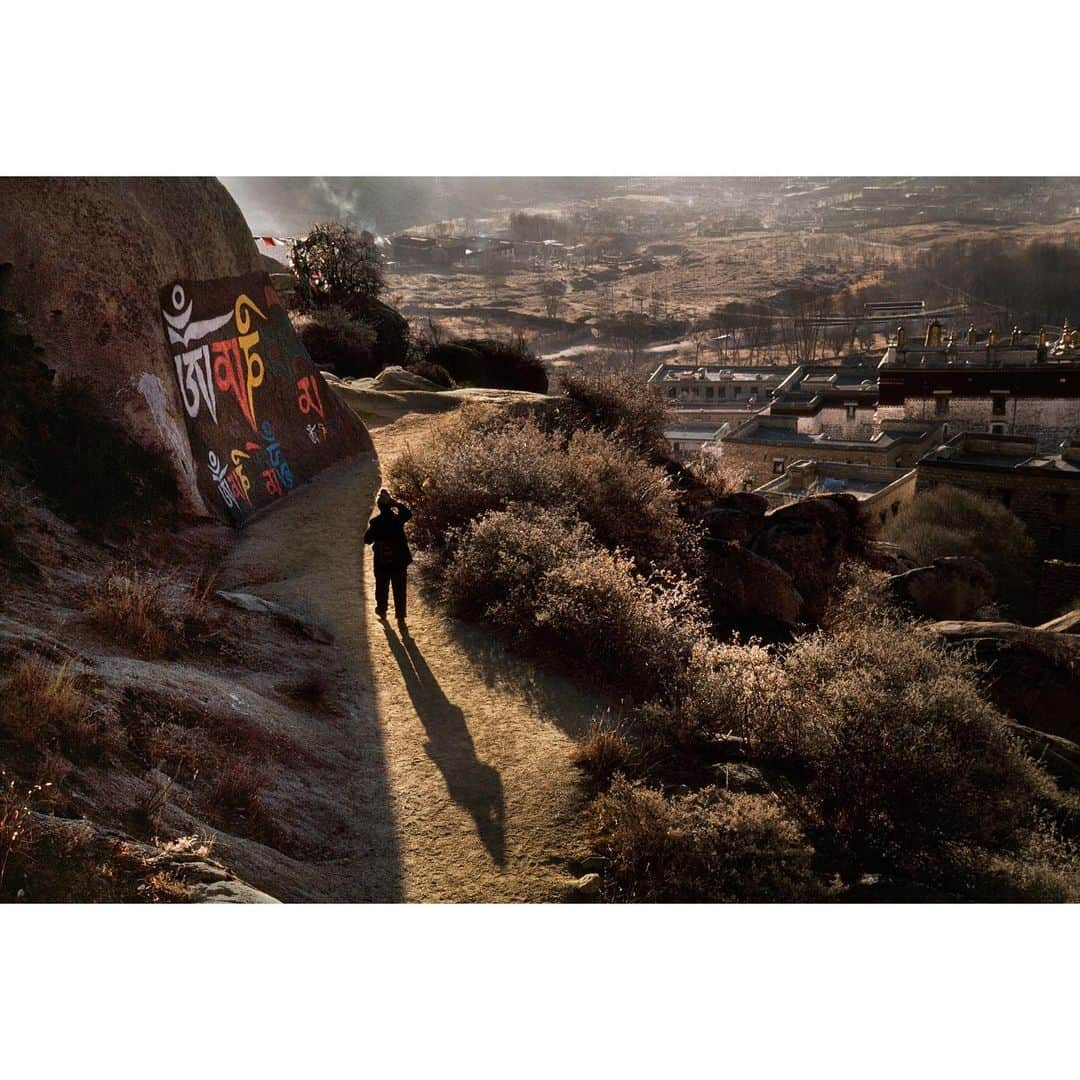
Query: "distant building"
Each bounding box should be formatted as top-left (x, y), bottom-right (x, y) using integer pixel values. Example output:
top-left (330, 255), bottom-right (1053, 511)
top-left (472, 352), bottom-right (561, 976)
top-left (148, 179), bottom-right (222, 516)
top-left (664, 423), bottom-right (727, 460)
top-left (754, 459), bottom-right (917, 525)
top-left (647, 363), bottom-right (795, 431)
top-left (876, 322), bottom-right (1080, 451)
top-left (769, 364), bottom-right (879, 442)
top-left (915, 432), bottom-right (1080, 562)
top-left (716, 413), bottom-right (943, 489)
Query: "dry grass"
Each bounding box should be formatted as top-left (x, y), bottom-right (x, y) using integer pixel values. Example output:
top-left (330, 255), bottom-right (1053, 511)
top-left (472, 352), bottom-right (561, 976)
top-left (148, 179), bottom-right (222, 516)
top-left (572, 720), bottom-right (635, 786)
top-left (0, 657), bottom-right (125, 763)
top-left (141, 869), bottom-right (191, 903)
top-left (0, 772), bottom-right (50, 896)
top-left (86, 563), bottom-right (174, 657)
top-left (85, 562), bottom-right (223, 658)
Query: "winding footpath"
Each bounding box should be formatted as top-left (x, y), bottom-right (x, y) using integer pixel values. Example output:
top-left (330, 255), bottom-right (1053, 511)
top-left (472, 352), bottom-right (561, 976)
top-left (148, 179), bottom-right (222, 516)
top-left (227, 403), bottom-right (597, 901)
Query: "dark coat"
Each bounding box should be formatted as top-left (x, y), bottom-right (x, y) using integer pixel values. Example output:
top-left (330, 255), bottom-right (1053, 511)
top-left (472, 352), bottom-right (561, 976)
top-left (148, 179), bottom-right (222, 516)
top-left (364, 504), bottom-right (413, 571)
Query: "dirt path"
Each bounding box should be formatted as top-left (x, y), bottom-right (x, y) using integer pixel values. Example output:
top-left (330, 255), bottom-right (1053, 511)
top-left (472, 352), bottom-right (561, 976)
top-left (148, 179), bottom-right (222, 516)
top-left (225, 402), bottom-right (597, 902)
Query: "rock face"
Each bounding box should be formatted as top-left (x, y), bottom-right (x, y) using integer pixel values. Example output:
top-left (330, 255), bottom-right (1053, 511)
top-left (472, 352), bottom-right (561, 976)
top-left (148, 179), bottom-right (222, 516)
top-left (1039, 608), bottom-right (1080, 635)
top-left (890, 557), bottom-right (995, 620)
top-left (701, 538), bottom-right (806, 633)
top-left (923, 620), bottom-right (1080, 742)
top-left (750, 494), bottom-right (864, 622)
top-left (0, 179), bottom-right (265, 513)
top-left (865, 540), bottom-right (919, 575)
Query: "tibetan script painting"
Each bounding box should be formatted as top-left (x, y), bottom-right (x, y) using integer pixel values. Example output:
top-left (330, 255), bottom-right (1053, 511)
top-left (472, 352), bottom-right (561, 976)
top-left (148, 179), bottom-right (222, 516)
top-left (159, 272), bottom-right (370, 526)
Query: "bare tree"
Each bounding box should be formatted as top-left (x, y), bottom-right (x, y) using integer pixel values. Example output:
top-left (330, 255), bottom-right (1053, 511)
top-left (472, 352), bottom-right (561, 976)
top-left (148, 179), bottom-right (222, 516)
top-left (541, 279), bottom-right (567, 319)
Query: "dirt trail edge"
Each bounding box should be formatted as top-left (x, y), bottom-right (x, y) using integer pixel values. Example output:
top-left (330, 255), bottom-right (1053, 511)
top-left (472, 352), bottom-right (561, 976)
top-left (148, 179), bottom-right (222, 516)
top-left (224, 400), bottom-right (598, 902)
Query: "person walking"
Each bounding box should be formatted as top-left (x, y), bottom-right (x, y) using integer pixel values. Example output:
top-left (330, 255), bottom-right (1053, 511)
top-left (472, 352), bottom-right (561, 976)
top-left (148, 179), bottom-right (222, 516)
top-left (364, 488), bottom-right (413, 623)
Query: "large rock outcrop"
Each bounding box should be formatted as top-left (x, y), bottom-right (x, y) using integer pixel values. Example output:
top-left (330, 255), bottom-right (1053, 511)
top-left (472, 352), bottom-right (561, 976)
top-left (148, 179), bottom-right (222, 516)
top-left (889, 556), bottom-right (995, 620)
top-left (700, 538), bottom-right (805, 634)
top-left (750, 494), bottom-right (865, 622)
top-left (922, 619), bottom-right (1080, 742)
top-left (0, 179), bottom-right (266, 514)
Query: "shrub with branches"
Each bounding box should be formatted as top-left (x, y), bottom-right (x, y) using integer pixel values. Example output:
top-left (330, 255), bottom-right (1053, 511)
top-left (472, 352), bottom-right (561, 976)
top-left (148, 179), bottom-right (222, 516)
top-left (882, 485), bottom-right (1037, 613)
top-left (558, 370), bottom-right (669, 460)
top-left (291, 222), bottom-right (384, 310)
top-left (586, 778), bottom-right (824, 902)
top-left (290, 305), bottom-right (378, 377)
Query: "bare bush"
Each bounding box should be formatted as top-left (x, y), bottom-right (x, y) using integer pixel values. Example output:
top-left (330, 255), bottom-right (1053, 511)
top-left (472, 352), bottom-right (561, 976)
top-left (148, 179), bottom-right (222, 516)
top-left (291, 305), bottom-right (378, 377)
top-left (389, 408), bottom-right (687, 571)
top-left (558, 370), bottom-right (669, 459)
top-left (882, 485), bottom-right (1037, 612)
top-left (534, 550), bottom-right (705, 701)
top-left (586, 777), bottom-right (824, 902)
top-left (441, 504), bottom-right (594, 630)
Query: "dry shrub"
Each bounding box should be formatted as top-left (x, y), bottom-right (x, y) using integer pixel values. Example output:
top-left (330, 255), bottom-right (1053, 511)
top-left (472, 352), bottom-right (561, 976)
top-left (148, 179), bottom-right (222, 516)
top-left (85, 562), bottom-right (222, 658)
top-left (560, 427), bottom-right (687, 569)
top-left (389, 408), bottom-right (567, 548)
top-left (388, 408), bottom-right (688, 571)
top-left (406, 359), bottom-right (455, 389)
top-left (820, 559), bottom-right (900, 633)
top-left (882, 484), bottom-right (1037, 612)
top-left (697, 623), bottom-right (1053, 882)
top-left (586, 777), bottom-right (824, 902)
top-left (573, 720), bottom-right (635, 785)
top-left (141, 869), bottom-right (191, 903)
top-left (535, 551), bottom-right (705, 701)
top-left (441, 504), bottom-right (593, 629)
top-left (442, 503), bottom-right (701, 698)
top-left (291, 305), bottom-right (378, 377)
top-left (201, 756), bottom-right (272, 839)
top-left (558, 369), bottom-right (669, 459)
top-left (86, 564), bottom-right (174, 657)
top-left (1, 658), bottom-right (124, 763)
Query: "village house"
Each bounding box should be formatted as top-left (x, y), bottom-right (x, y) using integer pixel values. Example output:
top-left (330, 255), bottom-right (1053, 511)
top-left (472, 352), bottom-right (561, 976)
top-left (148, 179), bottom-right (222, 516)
top-left (876, 321), bottom-right (1080, 450)
top-left (648, 363), bottom-right (795, 448)
top-left (753, 459), bottom-right (917, 525)
top-left (768, 363), bottom-right (880, 441)
top-left (714, 413), bottom-right (943, 489)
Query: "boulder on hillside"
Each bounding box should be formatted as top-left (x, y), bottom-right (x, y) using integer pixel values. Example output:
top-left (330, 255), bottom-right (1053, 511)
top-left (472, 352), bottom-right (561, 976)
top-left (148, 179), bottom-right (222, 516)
top-left (371, 366), bottom-right (446, 393)
top-left (865, 540), bottom-right (919, 575)
top-left (700, 538), bottom-right (805, 634)
top-left (0, 178), bottom-right (262, 514)
top-left (922, 619), bottom-right (1080, 742)
top-left (750, 494), bottom-right (865, 622)
top-left (1039, 608), bottom-right (1080, 635)
top-left (343, 294), bottom-right (410, 368)
top-left (889, 556), bottom-right (995, 620)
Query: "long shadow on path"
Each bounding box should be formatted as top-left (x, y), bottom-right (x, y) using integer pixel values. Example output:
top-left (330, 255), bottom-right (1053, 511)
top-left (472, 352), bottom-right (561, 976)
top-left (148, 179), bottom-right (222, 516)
top-left (381, 621), bottom-right (506, 868)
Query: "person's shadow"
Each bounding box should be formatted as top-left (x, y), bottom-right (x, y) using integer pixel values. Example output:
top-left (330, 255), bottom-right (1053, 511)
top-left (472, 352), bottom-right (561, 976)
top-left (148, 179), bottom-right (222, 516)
top-left (381, 621), bottom-right (506, 868)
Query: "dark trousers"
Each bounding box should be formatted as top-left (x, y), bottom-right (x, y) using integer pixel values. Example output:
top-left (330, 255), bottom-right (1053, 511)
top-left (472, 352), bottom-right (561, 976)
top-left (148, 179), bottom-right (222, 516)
top-left (374, 567), bottom-right (407, 619)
